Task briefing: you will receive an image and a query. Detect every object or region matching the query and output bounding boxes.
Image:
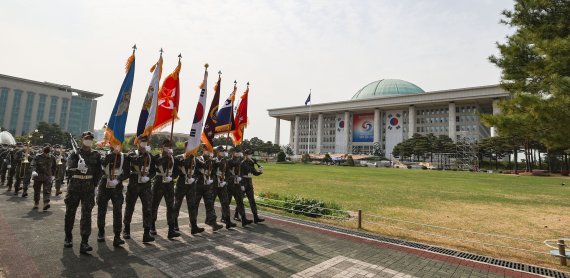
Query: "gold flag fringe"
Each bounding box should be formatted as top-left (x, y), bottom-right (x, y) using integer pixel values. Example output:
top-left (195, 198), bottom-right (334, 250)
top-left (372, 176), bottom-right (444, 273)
top-left (125, 54), bottom-right (135, 73)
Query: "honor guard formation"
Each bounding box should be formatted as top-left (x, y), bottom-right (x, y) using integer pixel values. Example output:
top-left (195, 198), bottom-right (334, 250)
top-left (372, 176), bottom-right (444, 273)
top-left (0, 131), bottom-right (265, 255)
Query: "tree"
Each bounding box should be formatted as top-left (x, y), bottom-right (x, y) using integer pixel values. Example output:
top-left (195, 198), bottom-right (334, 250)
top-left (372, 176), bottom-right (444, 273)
top-left (488, 0), bottom-right (570, 162)
top-left (284, 144), bottom-right (294, 156)
top-left (28, 122), bottom-right (70, 148)
top-left (277, 151), bottom-right (286, 162)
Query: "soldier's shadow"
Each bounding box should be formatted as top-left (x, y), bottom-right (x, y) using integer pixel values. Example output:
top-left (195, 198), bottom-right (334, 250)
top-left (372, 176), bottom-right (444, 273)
top-left (22, 210), bottom-right (53, 220)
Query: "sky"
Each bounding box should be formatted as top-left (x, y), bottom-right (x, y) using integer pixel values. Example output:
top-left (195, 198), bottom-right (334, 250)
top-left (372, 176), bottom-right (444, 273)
top-left (0, 0), bottom-right (514, 144)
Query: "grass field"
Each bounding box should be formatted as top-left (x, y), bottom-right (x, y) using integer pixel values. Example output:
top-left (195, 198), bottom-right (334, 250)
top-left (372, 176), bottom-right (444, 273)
top-left (253, 163), bottom-right (570, 270)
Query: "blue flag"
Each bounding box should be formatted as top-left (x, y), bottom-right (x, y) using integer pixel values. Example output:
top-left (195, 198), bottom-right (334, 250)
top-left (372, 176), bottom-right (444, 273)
top-left (305, 93), bottom-right (311, 105)
top-left (215, 82), bottom-right (237, 134)
top-left (105, 53), bottom-right (135, 148)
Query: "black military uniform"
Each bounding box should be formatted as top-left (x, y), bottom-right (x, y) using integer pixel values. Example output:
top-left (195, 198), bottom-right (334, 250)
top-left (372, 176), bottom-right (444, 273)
top-left (225, 150), bottom-right (252, 226)
top-left (173, 152), bottom-right (205, 234)
top-left (150, 140), bottom-right (180, 239)
top-left (96, 147), bottom-right (129, 247)
top-left (53, 145), bottom-right (67, 196)
top-left (193, 147), bottom-right (223, 231)
top-left (212, 146), bottom-right (236, 229)
top-left (0, 145), bottom-right (11, 186)
top-left (240, 149), bottom-right (265, 223)
top-left (15, 143), bottom-right (33, 197)
top-left (64, 131), bottom-right (102, 254)
top-left (31, 144), bottom-right (56, 210)
top-left (6, 143), bottom-right (22, 191)
top-left (123, 136), bottom-right (156, 243)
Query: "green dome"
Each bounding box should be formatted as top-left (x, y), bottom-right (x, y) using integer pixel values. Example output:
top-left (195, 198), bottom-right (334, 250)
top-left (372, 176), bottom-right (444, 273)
top-left (351, 79), bottom-right (425, 100)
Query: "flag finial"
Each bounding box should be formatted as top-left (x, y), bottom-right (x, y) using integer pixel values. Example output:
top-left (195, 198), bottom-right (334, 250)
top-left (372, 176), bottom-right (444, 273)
top-left (247, 82), bottom-right (250, 86)
top-left (160, 48), bottom-right (163, 56)
top-left (205, 63), bottom-right (209, 69)
top-left (178, 53), bottom-right (182, 61)
top-left (132, 44), bottom-right (137, 54)
top-left (234, 80), bottom-right (237, 85)
top-left (218, 70), bottom-right (222, 76)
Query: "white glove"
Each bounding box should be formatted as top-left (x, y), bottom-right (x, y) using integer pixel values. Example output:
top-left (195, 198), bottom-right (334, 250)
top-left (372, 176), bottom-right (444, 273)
top-left (51, 176), bottom-right (55, 182)
top-left (206, 178), bottom-right (214, 185)
top-left (259, 168), bottom-right (264, 174)
top-left (219, 181), bottom-right (227, 187)
top-left (145, 145), bottom-right (151, 152)
top-left (111, 179), bottom-right (119, 186)
top-left (241, 185), bottom-right (245, 192)
top-left (187, 177), bottom-right (196, 184)
top-left (168, 148), bottom-right (173, 155)
top-left (32, 171), bottom-right (38, 177)
top-left (7, 165), bottom-right (11, 169)
top-left (141, 176), bottom-right (150, 183)
top-left (164, 176), bottom-right (173, 183)
top-left (235, 177), bottom-right (242, 183)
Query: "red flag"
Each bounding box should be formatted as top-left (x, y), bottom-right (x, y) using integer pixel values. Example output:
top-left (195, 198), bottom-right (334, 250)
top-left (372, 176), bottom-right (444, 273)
top-left (231, 84), bottom-right (249, 145)
top-left (152, 61), bottom-right (181, 132)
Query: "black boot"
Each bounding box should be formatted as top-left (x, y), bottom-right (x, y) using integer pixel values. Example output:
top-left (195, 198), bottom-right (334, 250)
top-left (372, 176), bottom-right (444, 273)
top-left (143, 228), bottom-right (155, 243)
top-left (207, 221), bottom-right (223, 232)
top-left (64, 234), bottom-right (73, 248)
top-left (150, 223), bottom-right (157, 236)
top-left (254, 215), bottom-right (265, 223)
top-left (190, 222), bottom-right (205, 235)
top-left (173, 219), bottom-right (180, 232)
top-left (123, 225), bottom-right (131, 239)
top-left (167, 225), bottom-right (181, 239)
top-left (225, 217), bottom-right (237, 229)
top-left (79, 237), bottom-right (92, 254)
top-left (113, 233), bottom-right (125, 247)
top-left (233, 211), bottom-right (241, 221)
top-left (97, 229), bottom-right (105, 242)
top-left (21, 190), bottom-right (27, 198)
top-left (242, 218), bottom-right (253, 227)
top-left (43, 201), bottom-right (50, 211)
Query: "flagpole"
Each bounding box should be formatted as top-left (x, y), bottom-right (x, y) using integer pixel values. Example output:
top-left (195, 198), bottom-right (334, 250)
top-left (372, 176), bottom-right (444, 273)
top-left (226, 80), bottom-right (237, 151)
top-left (169, 53), bottom-right (181, 145)
top-left (307, 89), bottom-right (311, 155)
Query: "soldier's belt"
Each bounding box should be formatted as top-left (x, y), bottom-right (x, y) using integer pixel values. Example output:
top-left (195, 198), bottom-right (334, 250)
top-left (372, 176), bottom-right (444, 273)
top-left (72, 175), bottom-right (93, 180)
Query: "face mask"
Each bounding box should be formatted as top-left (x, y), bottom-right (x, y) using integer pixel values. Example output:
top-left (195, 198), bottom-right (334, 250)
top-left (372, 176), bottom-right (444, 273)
top-left (139, 142), bottom-right (147, 148)
top-left (113, 146), bottom-right (121, 153)
top-left (221, 152), bottom-right (227, 157)
top-left (83, 140), bottom-right (92, 147)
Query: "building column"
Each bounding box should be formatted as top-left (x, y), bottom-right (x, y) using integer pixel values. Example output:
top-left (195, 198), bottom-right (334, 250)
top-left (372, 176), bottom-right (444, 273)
top-left (344, 111), bottom-right (350, 153)
top-left (408, 105), bottom-right (416, 138)
top-left (289, 121), bottom-right (294, 147)
top-left (3, 89), bottom-right (13, 131)
top-left (373, 109), bottom-right (380, 144)
top-left (448, 102), bottom-right (456, 141)
top-left (293, 115), bottom-right (300, 155)
top-left (490, 98), bottom-right (501, 137)
top-left (274, 118), bottom-right (280, 145)
top-left (316, 113), bottom-right (323, 154)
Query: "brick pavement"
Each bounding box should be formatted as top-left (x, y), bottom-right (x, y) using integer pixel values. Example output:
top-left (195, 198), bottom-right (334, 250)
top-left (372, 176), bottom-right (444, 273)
top-left (0, 184), bottom-right (553, 277)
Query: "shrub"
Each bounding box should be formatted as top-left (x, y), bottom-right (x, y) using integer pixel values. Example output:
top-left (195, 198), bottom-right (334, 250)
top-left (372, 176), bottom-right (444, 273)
top-left (256, 192), bottom-right (350, 218)
top-left (301, 154), bottom-right (311, 164)
top-left (347, 155), bottom-right (355, 166)
top-left (421, 166), bottom-right (428, 170)
top-left (322, 153), bottom-right (332, 164)
top-left (277, 151), bottom-right (286, 162)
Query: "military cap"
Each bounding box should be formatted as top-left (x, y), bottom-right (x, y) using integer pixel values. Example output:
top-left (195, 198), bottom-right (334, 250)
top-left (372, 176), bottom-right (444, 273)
top-left (244, 149), bottom-right (253, 155)
top-left (81, 131), bottom-right (94, 139)
top-left (16, 142), bottom-right (23, 147)
top-left (216, 146), bottom-right (225, 152)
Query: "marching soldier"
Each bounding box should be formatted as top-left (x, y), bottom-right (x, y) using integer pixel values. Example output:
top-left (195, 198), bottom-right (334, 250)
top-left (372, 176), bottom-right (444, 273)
top-left (150, 140), bottom-right (180, 239)
top-left (15, 143), bottom-right (33, 197)
top-left (64, 131), bottom-right (102, 254)
top-left (6, 142), bottom-right (22, 192)
top-left (123, 135), bottom-right (155, 243)
top-left (173, 143), bottom-right (205, 235)
top-left (96, 145), bottom-right (129, 247)
top-left (240, 149), bottom-right (265, 223)
top-left (225, 148), bottom-right (252, 226)
top-left (212, 146), bottom-right (236, 229)
top-left (0, 144), bottom-right (10, 186)
top-left (31, 144), bottom-right (56, 209)
top-left (193, 145), bottom-right (223, 231)
top-left (53, 144), bottom-right (67, 196)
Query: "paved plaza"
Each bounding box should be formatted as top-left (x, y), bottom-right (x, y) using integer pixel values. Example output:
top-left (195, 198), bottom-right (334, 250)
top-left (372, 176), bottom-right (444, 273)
top-left (0, 187), bottom-right (550, 278)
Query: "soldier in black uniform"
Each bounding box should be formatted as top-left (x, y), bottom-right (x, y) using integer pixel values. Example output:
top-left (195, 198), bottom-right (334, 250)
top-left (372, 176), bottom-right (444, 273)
top-left (64, 131), bottom-right (102, 254)
top-left (30, 144), bottom-right (55, 209)
top-left (0, 144), bottom-right (10, 186)
top-left (15, 143), bottom-right (33, 197)
top-left (150, 140), bottom-right (180, 239)
top-left (123, 135), bottom-right (155, 243)
top-left (225, 148), bottom-right (252, 226)
top-left (173, 143), bottom-right (205, 235)
top-left (240, 149), bottom-right (265, 223)
top-left (53, 144), bottom-right (67, 196)
top-left (193, 145), bottom-right (223, 231)
top-left (6, 142), bottom-right (22, 192)
top-left (212, 146), bottom-right (236, 229)
top-left (96, 145), bottom-right (129, 247)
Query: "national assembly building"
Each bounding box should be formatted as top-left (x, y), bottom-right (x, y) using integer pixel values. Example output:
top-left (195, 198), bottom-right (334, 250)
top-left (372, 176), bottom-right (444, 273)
top-left (0, 74), bottom-right (102, 137)
top-left (268, 79), bottom-right (509, 157)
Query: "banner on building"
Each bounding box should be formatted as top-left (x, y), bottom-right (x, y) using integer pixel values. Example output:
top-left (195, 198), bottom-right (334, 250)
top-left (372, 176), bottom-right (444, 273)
top-left (385, 110), bottom-right (403, 158)
top-left (352, 113), bottom-right (373, 142)
top-left (334, 114), bottom-right (347, 153)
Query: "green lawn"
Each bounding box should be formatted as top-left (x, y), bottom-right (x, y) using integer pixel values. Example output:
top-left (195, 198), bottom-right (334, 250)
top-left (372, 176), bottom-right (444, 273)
top-left (253, 163), bottom-right (570, 269)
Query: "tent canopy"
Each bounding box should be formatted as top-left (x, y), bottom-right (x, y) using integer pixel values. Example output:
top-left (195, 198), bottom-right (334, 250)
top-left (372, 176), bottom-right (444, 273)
top-left (0, 131), bottom-right (16, 145)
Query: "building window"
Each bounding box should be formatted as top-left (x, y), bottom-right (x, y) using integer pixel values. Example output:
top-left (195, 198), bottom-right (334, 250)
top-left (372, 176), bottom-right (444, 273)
top-left (22, 92), bottom-right (35, 134)
top-left (36, 94), bottom-right (47, 123)
top-left (48, 96), bottom-right (58, 123)
top-left (59, 98), bottom-right (69, 128)
top-left (0, 88), bottom-right (8, 127)
top-left (9, 90), bottom-right (22, 132)
top-left (69, 96), bottom-right (93, 135)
